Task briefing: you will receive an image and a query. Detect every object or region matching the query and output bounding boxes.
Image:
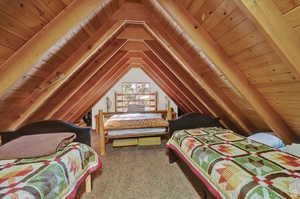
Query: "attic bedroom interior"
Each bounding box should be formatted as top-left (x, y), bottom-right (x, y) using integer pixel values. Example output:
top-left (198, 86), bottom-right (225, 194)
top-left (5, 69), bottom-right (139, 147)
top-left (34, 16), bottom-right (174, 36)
top-left (1, 0), bottom-right (300, 198)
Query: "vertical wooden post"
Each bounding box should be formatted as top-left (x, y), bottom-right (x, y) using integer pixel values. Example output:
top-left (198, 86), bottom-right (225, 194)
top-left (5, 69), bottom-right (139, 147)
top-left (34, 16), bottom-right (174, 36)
top-left (167, 107), bottom-right (172, 120)
top-left (95, 115), bottom-right (99, 134)
top-left (98, 109), bottom-right (106, 156)
top-left (155, 91), bottom-right (158, 111)
top-left (115, 92), bottom-right (118, 112)
top-left (85, 174), bottom-right (92, 193)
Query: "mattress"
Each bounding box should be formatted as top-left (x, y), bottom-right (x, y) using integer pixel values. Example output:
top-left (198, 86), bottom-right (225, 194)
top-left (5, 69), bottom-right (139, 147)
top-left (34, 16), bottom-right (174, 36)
top-left (109, 113), bottom-right (162, 120)
top-left (0, 142), bottom-right (101, 199)
top-left (105, 113), bottom-right (169, 130)
top-left (167, 127), bottom-right (300, 199)
top-left (108, 127), bottom-right (167, 138)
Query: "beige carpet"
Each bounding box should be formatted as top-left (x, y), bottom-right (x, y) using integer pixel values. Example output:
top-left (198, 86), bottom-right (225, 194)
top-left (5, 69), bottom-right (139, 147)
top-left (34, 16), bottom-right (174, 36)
top-left (78, 145), bottom-right (200, 199)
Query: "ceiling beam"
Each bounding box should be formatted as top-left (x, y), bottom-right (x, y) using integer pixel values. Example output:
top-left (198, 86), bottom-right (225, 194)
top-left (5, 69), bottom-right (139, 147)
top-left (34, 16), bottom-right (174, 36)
top-left (43, 39), bottom-right (128, 120)
top-left (235, 0), bottom-right (300, 77)
top-left (139, 54), bottom-right (201, 112)
top-left (146, 21), bottom-right (255, 134)
top-left (0, 0), bottom-right (109, 97)
top-left (141, 51), bottom-right (209, 114)
top-left (5, 20), bottom-right (126, 130)
top-left (144, 40), bottom-right (240, 131)
top-left (67, 63), bottom-right (132, 122)
top-left (24, 47), bottom-right (128, 124)
top-left (53, 54), bottom-right (131, 121)
top-left (139, 63), bottom-right (192, 113)
top-left (157, 0), bottom-right (296, 143)
top-left (112, 2), bottom-right (151, 22)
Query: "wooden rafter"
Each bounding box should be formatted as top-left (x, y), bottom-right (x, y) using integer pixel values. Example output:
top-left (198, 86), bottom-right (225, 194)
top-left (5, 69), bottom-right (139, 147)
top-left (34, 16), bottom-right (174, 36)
top-left (146, 21), bottom-right (255, 134)
top-left (138, 54), bottom-right (201, 112)
top-left (235, 0), bottom-right (300, 77)
top-left (0, 0), bottom-right (110, 97)
top-left (112, 2), bottom-right (151, 22)
top-left (140, 51), bottom-right (209, 114)
top-left (144, 41), bottom-right (240, 131)
top-left (157, 0), bottom-right (295, 143)
top-left (43, 39), bottom-right (128, 120)
top-left (25, 46), bottom-right (128, 124)
top-left (67, 63), bottom-right (132, 122)
top-left (6, 20), bottom-right (126, 130)
top-left (53, 54), bottom-right (131, 121)
top-left (139, 62), bottom-right (192, 113)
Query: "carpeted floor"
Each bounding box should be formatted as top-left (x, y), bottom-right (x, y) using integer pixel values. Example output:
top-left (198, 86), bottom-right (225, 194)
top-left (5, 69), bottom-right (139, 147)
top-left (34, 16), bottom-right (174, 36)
top-left (76, 134), bottom-right (201, 199)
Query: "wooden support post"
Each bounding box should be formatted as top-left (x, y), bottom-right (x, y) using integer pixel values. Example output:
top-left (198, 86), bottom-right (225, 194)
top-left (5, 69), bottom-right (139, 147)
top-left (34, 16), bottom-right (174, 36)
top-left (157, 0), bottom-right (295, 143)
top-left (235, 0), bottom-right (300, 77)
top-left (85, 174), bottom-right (92, 193)
top-left (98, 110), bottom-right (106, 156)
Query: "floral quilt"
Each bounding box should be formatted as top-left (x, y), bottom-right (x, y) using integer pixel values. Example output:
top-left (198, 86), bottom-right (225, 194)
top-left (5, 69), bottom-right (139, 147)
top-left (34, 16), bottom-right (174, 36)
top-left (0, 143), bottom-right (101, 199)
top-left (167, 127), bottom-right (300, 199)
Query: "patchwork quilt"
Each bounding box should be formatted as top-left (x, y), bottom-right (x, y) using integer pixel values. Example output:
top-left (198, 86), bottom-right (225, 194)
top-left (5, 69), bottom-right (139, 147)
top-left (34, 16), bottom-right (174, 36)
top-left (105, 113), bottom-right (168, 130)
top-left (0, 143), bottom-right (101, 199)
top-left (167, 127), bottom-right (300, 199)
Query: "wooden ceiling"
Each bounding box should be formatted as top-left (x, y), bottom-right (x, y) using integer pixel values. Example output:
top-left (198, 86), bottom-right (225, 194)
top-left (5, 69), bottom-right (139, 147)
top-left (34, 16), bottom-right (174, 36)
top-left (0, 0), bottom-right (300, 143)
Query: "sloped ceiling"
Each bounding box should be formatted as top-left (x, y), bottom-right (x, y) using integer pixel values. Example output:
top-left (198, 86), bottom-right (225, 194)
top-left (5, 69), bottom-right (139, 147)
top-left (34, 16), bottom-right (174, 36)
top-left (0, 0), bottom-right (300, 143)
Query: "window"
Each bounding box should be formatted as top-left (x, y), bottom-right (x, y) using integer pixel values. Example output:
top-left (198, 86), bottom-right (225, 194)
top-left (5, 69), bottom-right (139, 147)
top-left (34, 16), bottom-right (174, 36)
top-left (115, 82), bottom-right (157, 112)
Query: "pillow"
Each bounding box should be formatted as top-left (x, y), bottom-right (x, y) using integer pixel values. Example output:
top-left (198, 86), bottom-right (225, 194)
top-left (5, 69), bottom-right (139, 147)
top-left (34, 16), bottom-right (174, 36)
top-left (0, 133), bottom-right (76, 160)
top-left (248, 132), bottom-right (285, 148)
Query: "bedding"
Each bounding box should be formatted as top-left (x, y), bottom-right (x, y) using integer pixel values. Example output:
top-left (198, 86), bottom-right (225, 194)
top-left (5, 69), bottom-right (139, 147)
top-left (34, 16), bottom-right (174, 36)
top-left (98, 110), bottom-right (172, 154)
top-left (108, 128), bottom-right (167, 138)
top-left (0, 142), bottom-right (101, 199)
top-left (104, 113), bottom-right (168, 130)
top-left (0, 133), bottom-right (76, 160)
top-left (167, 127), bottom-right (300, 199)
top-left (248, 132), bottom-right (285, 149)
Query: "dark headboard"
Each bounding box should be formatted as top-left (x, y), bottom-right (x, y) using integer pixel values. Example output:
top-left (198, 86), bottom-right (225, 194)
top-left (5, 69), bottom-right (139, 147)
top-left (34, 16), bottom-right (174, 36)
top-left (0, 120), bottom-right (91, 146)
top-left (168, 112), bottom-right (222, 135)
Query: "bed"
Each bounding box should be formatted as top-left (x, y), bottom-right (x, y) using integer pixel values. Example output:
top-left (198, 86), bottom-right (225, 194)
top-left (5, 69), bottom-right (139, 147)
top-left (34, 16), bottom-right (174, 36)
top-left (96, 109), bottom-right (173, 155)
top-left (167, 114), bottom-right (300, 199)
top-left (0, 120), bottom-right (101, 199)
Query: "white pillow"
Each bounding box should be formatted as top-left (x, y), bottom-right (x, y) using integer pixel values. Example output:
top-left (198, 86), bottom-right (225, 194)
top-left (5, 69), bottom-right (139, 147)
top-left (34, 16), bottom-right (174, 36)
top-left (248, 132), bottom-right (285, 148)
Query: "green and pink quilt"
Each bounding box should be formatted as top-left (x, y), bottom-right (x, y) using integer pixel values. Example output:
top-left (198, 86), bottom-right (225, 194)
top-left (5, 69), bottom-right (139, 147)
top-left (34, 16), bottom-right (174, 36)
top-left (0, 142), bottom-right (101, 199)
top-left (167, 127), bottom-right (300, 199)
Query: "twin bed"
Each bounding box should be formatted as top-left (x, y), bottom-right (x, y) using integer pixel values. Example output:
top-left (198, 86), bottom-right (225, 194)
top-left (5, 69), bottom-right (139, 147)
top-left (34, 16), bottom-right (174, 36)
top-left (1, 112), bottom-right (299, 199)
top-left (167, 113), bottom-right (300, 199)
top-left (96, 109), bottom-right (173, 155)
top-left (0, 120), bottom-right (101, 199)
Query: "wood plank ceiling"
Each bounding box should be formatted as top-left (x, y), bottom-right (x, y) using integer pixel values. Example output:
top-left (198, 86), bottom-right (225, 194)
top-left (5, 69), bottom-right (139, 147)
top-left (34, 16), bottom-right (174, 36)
top-left (0, 0), bottom-right (300, 143)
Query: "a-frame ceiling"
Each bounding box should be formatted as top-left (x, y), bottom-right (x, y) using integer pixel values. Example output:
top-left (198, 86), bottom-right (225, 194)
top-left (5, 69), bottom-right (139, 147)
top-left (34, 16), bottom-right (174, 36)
top-left (0, 0), bottom-right (300, 143)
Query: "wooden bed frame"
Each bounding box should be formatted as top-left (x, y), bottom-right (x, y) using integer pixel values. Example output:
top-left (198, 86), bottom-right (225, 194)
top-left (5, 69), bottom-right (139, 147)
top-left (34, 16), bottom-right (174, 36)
top-left (95, 108), bottom-right (174, 155)
top-left (167, 112), bottom-right (223, 199)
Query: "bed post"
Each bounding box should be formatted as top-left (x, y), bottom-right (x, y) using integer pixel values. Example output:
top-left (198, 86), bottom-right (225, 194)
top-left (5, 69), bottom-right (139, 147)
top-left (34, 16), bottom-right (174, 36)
top-left (168, 148), bottom-right (178, 164)
top-left (95, 114), bottom-right (99, 134)
top-left (85, 174), bottom-right (92, 193)
top-left (167, 107), bottom-right (172, 120)
top-left (98, 109), bottom-right (106, 156)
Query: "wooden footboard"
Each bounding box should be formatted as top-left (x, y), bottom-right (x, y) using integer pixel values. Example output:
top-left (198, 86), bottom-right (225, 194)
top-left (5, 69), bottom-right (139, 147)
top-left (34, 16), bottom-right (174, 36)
top-left (95, 108), bottom-right (174, 155)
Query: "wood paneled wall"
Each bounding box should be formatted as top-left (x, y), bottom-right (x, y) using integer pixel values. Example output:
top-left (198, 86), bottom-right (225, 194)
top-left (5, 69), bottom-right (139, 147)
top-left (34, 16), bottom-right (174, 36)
top-left (0, 0), bottom-right (300, 141)
top-left (181, 0), bottom-right (300, 137)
